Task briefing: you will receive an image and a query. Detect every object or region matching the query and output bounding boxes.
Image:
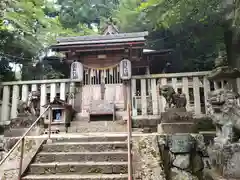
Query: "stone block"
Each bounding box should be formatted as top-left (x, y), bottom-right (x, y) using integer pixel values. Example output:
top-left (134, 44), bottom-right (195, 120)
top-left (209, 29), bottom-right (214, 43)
top-left (170, 167), bottom-right (199, 180)
top-left (34, 152), bottom-right (128, 163)
top-left (168, 134), bottom-right (194, 153)
top-left (42, 142), bottom-right (127, 152)
top-left (29, 162), bottom-right (128, 175)
top-left (161, 108), bottom-right (193, 123)
top-left (158, 122), bottom-right (195, 134)
top-left (172, 154), bottom-right (190, 170)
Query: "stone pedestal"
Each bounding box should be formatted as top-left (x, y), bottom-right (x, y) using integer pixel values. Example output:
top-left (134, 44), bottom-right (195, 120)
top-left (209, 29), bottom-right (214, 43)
top-left (208, 143), bottom-right (240, 179)
top-left (158, 108), bottom-right (195, 134)
top-left (158, 134), bottom-right (206, 180)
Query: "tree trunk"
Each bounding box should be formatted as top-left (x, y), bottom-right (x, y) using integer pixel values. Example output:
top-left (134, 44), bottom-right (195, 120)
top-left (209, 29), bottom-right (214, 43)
top-left (224, 28), bottom-right (240, 92)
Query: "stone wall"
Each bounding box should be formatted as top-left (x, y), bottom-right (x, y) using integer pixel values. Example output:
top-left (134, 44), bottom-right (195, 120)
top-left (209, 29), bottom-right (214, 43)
top-left (132, 136), bottom-right (166, 180)
top-left (158, 134), bottom-right (208, 180)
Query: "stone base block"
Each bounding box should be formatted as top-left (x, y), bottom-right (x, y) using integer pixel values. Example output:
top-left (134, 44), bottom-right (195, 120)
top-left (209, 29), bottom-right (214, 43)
top-left (158, 122), bottom-right (195, 134)
top-left (208, 143), bottom-right (240, 179)
top-left (161, 108), bottom-right (193, 123)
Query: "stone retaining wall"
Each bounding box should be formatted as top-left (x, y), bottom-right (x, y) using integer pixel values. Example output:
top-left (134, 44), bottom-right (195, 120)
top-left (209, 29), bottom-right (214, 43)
top-left (158, 134), bottom-right (208, 180)
top-left (132, 136), bottom-right (166, 180)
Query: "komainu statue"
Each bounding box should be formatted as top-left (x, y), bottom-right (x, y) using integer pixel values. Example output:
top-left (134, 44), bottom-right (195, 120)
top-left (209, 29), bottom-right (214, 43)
top-left (17, 91), bottom-right (40, 116)
top-left (159, 84), bottom-right (187, 110)
top-left (27, 91), bottom-right (40, 116)
top-left (207, 89), bottom-right (240, 146)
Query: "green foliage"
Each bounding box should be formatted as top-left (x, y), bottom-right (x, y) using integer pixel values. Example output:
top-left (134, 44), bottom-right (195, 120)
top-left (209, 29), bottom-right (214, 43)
top-left (0, 0), bottom-right (95, 81)
top-left (57, 0), bottom-right (119, 29)
top-left (113, 0), bottom-right (152, 32)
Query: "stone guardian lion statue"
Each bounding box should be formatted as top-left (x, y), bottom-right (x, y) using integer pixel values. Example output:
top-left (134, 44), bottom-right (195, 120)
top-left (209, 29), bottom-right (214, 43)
top-left (207, 89), bottom-right (240, 146)
top-left (158, 84), bottom-right (187, 110)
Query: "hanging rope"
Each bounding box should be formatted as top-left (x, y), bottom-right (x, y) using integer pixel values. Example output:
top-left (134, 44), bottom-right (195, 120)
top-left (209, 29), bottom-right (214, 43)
top-left (83, 62), bottom-right (119, 70)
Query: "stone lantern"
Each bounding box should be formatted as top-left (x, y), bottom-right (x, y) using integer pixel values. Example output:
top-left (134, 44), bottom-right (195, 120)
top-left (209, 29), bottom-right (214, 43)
top-left (206, 63), bottom-right (240, 178)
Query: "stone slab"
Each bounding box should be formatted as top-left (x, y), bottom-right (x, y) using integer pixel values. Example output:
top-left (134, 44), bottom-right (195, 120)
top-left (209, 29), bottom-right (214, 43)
top-left (35, 151), bottom-right (128, 163)
top-left (52, 136), bottom-right (127, 143)
top-left (89, 100), bottom-right (114, 115)
top-left (22, 174), bottom-right (128, 180)
top-left (41, 142), bottom-right (128, 152)
top-left (28, 162), bottom-right (128, 175)
top-left (161, 108), bottom-right (193, 123)
top-left (67, 120), bottom-right (127, 133)
top-left (158, 122), bottom-right (195, 134)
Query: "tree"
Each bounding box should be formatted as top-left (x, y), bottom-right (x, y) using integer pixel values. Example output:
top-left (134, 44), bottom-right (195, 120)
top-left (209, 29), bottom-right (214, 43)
top-left (57, 0), bottom-right (119, 30)
top-left (139, 0), bottom-right (239, 69)
top-left (0, 0), bottom-right (94, 81)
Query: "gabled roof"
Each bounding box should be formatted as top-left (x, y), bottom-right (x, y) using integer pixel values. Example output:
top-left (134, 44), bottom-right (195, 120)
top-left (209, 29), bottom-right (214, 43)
top-left (52, 31), bottom-right (148, 48)
top-left (102, 24), bottom-right (119, 35)
top-left (42, 97), bottom-right (72, 108)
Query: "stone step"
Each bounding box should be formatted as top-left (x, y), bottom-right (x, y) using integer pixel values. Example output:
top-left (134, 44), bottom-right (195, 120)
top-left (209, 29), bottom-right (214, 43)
top-left (68, 121), bottom-right (127, 133)
top-left (28, 162), bottom-right (128, 175)
top-left (35, 151), bottom-right (128, 163)
top-left (41, 141), bottom-right (128, 152)
top-left (52, 135), bottom-right (127, 143)
top-left (22, 174), bottom-right (128, 180)
top-left (4, 128), bottom-right (29, 137)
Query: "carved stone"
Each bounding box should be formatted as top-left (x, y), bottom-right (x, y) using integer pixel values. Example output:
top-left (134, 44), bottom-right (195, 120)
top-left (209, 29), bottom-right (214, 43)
top-left (159, 85), bottom-right (187, 110)
top-left (168, 134), bottom-right (194, 153)
top-left (207, 87), bottom-right (240, 178)
top-left (207, 89), bottom-right (240, 146)
top-left (158, 108), bottom-right (195, 134)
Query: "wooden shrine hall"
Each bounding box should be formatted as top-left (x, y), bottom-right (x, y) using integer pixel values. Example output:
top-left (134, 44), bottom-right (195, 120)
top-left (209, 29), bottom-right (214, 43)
top-left (49, 25), bottom-right (171, 119)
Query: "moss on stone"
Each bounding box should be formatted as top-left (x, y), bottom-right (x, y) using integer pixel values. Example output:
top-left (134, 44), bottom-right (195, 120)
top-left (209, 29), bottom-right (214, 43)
top-left (192, 117), bottom-right (215, 133)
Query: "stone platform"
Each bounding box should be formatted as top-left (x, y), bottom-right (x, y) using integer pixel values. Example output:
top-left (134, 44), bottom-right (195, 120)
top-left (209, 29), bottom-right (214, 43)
top-left (158, 108), bottom-right (195, 134)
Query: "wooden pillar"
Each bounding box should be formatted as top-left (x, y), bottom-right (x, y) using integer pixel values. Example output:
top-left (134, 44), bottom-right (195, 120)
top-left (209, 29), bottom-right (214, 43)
top-left (69, 82), bottom-right (75, 106)
top-left (123, 81), bottom-right (128, 110)
top-left (126, 80), bottom-right (131, 109)
top-left (131, 79), bottom-right (137, 116)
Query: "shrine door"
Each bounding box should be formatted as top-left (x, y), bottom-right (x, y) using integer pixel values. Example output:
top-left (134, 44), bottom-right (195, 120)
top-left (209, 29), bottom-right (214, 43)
top-left (81, 66), bottom-right (125, 113)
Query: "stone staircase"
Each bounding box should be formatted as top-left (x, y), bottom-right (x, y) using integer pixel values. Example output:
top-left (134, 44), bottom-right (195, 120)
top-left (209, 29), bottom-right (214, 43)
top-left (21, 134), bottom-right (129, 180)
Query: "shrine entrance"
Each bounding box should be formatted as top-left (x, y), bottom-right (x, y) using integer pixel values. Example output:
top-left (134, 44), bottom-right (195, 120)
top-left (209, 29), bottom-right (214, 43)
top-left (81, 65), bottom-right (125, 116)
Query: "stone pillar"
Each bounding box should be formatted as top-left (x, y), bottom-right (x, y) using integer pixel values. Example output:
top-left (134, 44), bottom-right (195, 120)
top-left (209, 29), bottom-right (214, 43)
top-left (1, 86), bottom-right (10, 123)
